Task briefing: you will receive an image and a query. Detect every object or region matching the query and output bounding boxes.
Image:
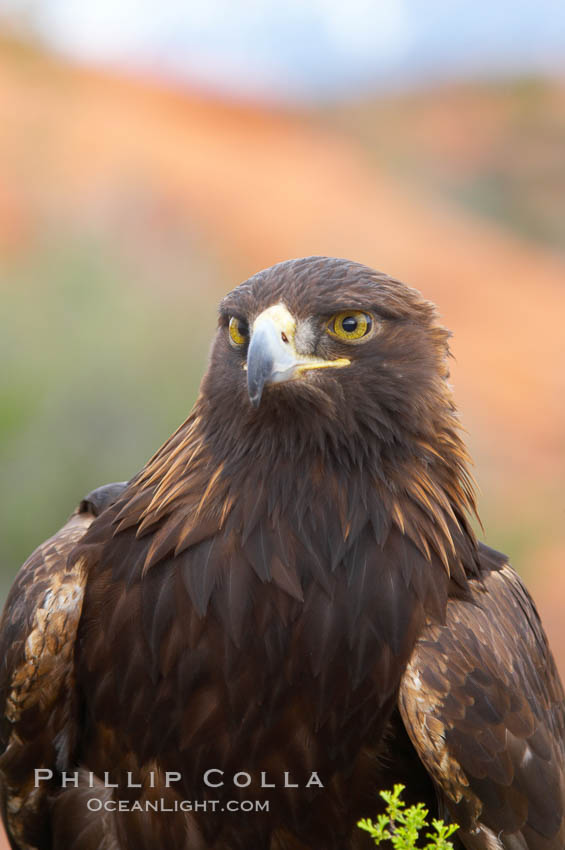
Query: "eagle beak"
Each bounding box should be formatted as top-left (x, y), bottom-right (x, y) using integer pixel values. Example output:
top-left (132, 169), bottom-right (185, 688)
top-left (246, 304), bottom-right (350, 407)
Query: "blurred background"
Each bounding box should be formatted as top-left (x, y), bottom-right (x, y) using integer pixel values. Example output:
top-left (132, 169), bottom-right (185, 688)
top-left (0, 0), bottom-right (564, 675)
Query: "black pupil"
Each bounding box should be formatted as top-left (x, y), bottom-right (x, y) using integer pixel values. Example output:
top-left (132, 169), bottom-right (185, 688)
top-left (341, 316), bottom-right (358, 334)
top-left (238, 320), bottom-right (248, 337)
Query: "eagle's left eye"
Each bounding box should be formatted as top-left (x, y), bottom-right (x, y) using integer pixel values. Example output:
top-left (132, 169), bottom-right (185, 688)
top-left (228, 316), bottom-right (249, 346)
top-left (327, 311), bottom-right (373, 341)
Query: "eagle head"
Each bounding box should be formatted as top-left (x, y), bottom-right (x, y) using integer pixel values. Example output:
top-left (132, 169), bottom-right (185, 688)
top-left (202, 256), bottom-right (453, 463)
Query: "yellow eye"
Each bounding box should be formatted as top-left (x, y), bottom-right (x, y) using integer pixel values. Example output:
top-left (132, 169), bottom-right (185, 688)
top-left (228, 316), bottom-right (249, 346)
top-left (327, 311), bottom-right (373, 341)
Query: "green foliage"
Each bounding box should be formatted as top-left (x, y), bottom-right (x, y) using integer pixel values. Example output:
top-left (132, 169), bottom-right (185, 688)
top-left (0, 233), bottom-right (220, 601)
top-left (358, 785), bottom-right (459, 849)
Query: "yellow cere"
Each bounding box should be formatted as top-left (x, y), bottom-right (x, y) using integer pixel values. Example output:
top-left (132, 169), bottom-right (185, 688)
top-left (229, 316), bottom-right (249, 346)
top-left (254, 303), bottom-right (297, 340)
top-left (327, 311), bottom-right (373, 341)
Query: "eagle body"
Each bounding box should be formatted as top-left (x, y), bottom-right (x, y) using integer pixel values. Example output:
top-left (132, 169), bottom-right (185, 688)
top-left (1, 257), bottom-right (564, 849)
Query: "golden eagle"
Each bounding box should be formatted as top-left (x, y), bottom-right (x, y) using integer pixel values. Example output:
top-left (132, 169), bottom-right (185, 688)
top-left (1, 257), bottom-right (563, 849)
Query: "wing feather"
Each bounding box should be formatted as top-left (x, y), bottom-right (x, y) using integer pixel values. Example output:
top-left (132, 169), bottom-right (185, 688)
top-left (399, 548), bottom-right (565, 849)
top-left (0, 483), bottom-right (126, 849)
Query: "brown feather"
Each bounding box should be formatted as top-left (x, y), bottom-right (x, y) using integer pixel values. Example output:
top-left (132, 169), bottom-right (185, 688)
top-left (399, 552), bottom-right (565, 849)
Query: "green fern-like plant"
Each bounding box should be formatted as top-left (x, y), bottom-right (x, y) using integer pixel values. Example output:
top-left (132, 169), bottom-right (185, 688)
top-left (358, 784), bottom-right (459, 849)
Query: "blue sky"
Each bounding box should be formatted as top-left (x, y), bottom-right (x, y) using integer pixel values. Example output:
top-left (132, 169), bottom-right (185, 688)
top-left (1, 0), bottom-right (564, 99)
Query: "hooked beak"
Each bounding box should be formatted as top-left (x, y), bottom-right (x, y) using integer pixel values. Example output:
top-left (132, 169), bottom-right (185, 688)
top-left (246, 304), bottom-right (350, 407)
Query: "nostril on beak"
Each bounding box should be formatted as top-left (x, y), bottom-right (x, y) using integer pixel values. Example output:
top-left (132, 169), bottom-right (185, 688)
top-left (281, 332), bottom-right (289, 343)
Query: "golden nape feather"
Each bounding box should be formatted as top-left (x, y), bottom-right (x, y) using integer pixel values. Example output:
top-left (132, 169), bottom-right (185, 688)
top-left (1, 257), bottom-right (563, 850)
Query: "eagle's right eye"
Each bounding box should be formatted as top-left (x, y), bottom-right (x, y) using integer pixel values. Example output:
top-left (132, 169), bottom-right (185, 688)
top-left (228, 316), bottom-right (249, 346)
